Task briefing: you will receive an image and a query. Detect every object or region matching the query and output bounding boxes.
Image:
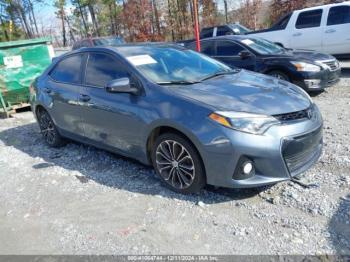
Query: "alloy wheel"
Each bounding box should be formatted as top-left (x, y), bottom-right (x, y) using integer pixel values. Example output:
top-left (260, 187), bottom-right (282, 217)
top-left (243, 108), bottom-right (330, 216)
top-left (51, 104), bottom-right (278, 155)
top-left (155, 140), bottom-right (195, 190)
top-left (39, 111), bottom-right (56, 145)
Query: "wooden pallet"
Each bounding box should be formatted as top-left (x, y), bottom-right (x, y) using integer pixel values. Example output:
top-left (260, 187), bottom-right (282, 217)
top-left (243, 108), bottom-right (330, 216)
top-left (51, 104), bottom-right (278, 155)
top-left (0, 103), bottom-right (31, 118)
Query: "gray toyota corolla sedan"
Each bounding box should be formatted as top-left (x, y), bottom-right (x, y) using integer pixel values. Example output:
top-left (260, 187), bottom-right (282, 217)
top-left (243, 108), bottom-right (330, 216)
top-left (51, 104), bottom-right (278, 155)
top-left (30, 43), bottom-right (323, 194)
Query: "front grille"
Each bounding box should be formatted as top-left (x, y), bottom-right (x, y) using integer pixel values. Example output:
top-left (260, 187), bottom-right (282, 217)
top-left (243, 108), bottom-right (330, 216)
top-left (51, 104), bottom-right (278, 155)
top-left (274, 108), bottom-right (311, 122)
top-left (282, 127), bottom-right (323, 175)
top-left (321, 60), bottom-right (338, 71)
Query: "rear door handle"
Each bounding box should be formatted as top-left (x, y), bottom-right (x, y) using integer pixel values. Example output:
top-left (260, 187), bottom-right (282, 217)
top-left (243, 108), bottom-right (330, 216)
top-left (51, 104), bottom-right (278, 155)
top-left (325, 29), bottom-right (336, 34)
top-left (293, 32), bottom-right (302, 37)
top-left (79, 94), bottom-right (91, 102)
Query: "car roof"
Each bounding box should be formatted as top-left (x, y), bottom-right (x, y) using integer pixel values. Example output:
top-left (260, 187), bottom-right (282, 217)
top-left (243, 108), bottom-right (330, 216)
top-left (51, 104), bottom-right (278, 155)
top-left (294, 1), bottom-right (350, 12)
top-left (199, 35), bottom-right (256, 42)
top-left (61, 42), bottom-right (187, 59)
top-left (76, 36), bottom-right (123, 41)
top-left (112, 42), bottom-right (184, 49)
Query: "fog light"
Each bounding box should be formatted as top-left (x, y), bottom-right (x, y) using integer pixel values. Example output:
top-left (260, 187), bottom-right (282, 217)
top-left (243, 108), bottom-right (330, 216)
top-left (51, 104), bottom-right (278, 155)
top-left (233, 157), bottom-right (255, 180)
top-left (243, 162), bottom-right (253, 175)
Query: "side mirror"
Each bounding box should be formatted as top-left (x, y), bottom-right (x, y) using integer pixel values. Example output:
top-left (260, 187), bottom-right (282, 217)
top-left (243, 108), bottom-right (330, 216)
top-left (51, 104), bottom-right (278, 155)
top-left (239, 50), bottom-right (252, 60)
top-left (105, 77), bottom-right (139, 95)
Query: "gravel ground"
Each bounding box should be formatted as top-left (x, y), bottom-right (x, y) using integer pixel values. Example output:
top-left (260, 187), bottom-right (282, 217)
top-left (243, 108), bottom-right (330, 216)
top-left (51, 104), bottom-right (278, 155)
top-left (0, 70), bottom-right (349, 255)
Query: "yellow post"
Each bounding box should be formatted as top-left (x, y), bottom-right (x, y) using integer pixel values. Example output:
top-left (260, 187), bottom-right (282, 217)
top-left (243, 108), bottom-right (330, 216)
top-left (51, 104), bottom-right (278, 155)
top-left (9, 20), bottom-right (13, 40)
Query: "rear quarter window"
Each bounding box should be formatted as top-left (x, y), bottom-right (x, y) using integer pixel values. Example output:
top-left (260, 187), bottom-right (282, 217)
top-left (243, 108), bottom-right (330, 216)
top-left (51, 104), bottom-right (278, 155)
top-left (273, 13), bottom-right (292, 30)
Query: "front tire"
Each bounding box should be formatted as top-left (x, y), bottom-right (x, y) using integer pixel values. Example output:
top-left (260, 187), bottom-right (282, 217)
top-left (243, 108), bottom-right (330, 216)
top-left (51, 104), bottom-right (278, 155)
top-left (152, 133), bottom-right (206, 194)
top-left (37, 109), bottom-right (66, 147)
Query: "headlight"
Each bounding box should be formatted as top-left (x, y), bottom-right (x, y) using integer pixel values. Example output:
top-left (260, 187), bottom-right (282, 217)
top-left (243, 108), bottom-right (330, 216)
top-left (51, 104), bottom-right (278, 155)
top-left (209, 111), bottom-right (280, 135)
top-left (336, 60), bottom-right (340, 68)
top-left (291, 61), bottom-right (321, 72)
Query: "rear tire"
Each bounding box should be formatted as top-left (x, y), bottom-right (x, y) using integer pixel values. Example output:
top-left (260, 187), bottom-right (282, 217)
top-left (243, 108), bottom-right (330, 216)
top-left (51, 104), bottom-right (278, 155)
top-left (268, 70), bottom-right (290, 82)
top-left (37, 108), bottom-right (66, 147)
top-left (152, 133), bottom-right (206, 194)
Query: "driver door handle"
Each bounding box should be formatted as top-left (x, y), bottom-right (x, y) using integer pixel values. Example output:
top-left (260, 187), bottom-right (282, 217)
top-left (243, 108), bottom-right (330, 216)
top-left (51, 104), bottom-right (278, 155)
top-left (293, 32), bottom-right (302, 37)
top-left (79, 94), bottom-right (91, 102)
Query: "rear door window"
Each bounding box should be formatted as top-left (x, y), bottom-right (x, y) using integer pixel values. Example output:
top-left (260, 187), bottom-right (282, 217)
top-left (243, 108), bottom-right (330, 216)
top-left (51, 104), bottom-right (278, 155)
top-left (50, 54), bottom-right (83, 84)
top-left (85, 53), bottom-right (128, 87)
top-left (327, 6), bottom-right (350, 25)
top-left (200, 41), bottom-right (215, 55)
top-left (216, 41), bottom-right (245, 56)
top-left (296, 9), bottom-right (323, 29)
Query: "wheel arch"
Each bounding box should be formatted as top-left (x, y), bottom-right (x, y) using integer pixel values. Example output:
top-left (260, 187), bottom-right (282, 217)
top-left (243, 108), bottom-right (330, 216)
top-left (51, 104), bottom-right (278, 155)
top-left (145, 125), bottom-right (206, 178)
top-left (34, 104), bottom-right (49, 120)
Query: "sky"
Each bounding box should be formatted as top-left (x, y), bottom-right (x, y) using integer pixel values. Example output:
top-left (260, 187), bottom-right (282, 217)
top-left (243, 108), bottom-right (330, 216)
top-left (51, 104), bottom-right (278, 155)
top-left (34, 1), bottom-right (73, 34)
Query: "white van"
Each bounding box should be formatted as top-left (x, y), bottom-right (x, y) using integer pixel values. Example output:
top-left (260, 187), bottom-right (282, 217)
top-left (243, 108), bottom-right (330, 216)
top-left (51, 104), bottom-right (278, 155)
top-left (247, 1), bottom-right (350, 55)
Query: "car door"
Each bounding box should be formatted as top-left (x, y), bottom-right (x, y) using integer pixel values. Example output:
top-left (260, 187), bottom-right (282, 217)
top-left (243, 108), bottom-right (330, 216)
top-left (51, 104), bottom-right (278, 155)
top-left (290, 9), bottom-right (324, 51)
top-left (79, 51), bottom-right (143, 155)
top-left (323, 5), bottom-right (350, 55)
top-left (187, 40), bottom-right (215, 56)
top-left (47, 54), bottom-right (84, 134)
top-left (212, 40), bottom-right (256, 71)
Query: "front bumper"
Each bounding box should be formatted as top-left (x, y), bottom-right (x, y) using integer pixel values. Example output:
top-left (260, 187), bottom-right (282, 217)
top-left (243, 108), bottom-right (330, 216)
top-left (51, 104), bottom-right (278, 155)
top-left (293, 68), bottom-right (341, 91)
top-left (200, 106), bottom-right (323, 188)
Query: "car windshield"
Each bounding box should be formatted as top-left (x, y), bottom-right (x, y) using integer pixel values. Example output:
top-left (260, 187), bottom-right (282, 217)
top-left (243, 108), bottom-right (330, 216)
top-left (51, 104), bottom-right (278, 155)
top-left (117, 46), bottom-right (233, 84)
top-left (230, 24), bottom-right (251, 34)
top-left (240, 38), bottom-right (285, 55)
top-left (93, 37), bottom-right (124, 46)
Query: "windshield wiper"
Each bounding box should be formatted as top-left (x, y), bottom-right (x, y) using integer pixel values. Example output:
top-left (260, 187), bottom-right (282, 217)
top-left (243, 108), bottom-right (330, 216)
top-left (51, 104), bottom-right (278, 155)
top-left (156, 69), bottom-right (240, 85)
top-left (157, 80), bottom-right (200, 85)
top-left (200, 69), bottom-right (240, 81)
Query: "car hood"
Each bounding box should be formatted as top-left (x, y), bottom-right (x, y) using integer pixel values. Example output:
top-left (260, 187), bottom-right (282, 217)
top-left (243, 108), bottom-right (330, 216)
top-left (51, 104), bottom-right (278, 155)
top-left (169, 70), bottom-right (311, 115)
top-left (262, 49), bottom-right (335, 62)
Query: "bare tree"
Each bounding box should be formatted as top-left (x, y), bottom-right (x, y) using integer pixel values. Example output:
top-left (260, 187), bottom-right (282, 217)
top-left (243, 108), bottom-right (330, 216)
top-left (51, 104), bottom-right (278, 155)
top-left (54, 0), bottom-right (67, 46)
top-left (71, 0), bottom-right (89, 37)
top-left (239, 0), bottom-right (262, 30)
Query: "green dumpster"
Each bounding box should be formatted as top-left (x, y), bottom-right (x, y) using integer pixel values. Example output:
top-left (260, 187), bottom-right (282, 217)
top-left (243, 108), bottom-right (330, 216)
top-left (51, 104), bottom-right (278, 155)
top-left (0, 37), bottom-right (54, 117)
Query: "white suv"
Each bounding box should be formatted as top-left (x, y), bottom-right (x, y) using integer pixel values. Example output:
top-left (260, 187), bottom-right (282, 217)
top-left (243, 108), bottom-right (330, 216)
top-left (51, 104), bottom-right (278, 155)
top-left (247, 1), bottom-right (350, 55)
